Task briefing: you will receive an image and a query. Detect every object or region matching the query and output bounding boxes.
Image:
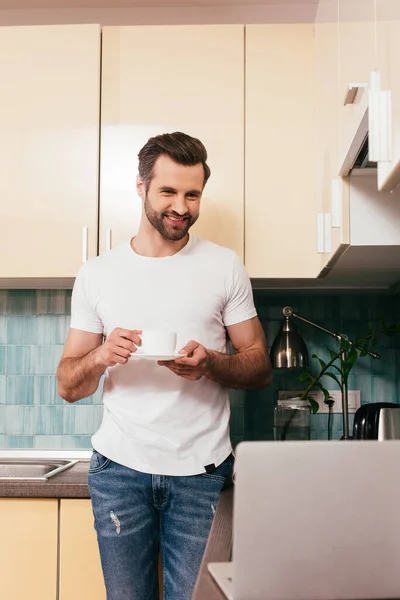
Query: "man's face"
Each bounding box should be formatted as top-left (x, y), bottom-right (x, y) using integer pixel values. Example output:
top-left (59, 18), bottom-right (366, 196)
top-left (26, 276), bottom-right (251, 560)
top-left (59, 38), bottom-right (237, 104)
top-left (138, 155), bottom-right (204, 241)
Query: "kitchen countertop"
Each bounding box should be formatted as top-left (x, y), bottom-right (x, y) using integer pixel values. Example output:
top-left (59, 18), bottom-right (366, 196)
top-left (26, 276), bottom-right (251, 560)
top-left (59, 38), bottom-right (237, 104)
top-left (0, 460), bottom-right (91, 498)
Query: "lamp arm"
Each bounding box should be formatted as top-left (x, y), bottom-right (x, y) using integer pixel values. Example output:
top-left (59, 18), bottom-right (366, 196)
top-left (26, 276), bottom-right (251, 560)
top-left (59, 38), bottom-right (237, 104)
top-left (283, 307), bottom-right (381, 360)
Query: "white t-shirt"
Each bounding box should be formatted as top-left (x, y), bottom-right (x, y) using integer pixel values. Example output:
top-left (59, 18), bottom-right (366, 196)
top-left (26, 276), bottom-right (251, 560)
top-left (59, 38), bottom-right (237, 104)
top-left (70, 234), bottom-right (257, 476)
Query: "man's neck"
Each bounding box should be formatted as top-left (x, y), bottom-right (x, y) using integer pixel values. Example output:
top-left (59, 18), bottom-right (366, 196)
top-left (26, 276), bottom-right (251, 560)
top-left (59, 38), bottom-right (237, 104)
top-left (131, 225), bottom-right (189, 258)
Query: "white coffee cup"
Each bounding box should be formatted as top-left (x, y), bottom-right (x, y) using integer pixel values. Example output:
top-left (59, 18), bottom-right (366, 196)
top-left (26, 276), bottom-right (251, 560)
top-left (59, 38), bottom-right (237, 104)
top-left (139, 330), bottom-right (177, 355)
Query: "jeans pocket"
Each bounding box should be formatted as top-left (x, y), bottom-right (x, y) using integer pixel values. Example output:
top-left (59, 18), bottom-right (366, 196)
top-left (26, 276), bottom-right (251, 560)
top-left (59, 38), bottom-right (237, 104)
top-left (88, 449), bottom-right (111, 474)
top-left (201, 454), bottom-right (234, 485)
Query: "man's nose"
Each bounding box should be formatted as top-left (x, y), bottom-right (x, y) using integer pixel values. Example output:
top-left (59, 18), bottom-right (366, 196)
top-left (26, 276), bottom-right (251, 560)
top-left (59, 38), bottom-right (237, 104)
top-left (171, 195), bottom-right (188, 215)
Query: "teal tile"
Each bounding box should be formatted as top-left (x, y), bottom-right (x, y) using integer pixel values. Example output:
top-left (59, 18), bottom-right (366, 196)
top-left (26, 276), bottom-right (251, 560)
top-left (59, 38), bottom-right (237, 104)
top-left (6, 290), bottom-right (36, 315)
top-left (0, 375), bottom-right (5, 404)
top-left (6, 436), bottom-right (34, 448)
top-left (6, 376), bottom-right (34, 405)
top-left (65, 291), bottom-right (72, 315)
top-left (31, 345), bottom-right (64, 374)
top-left (6, 346), bottom-right (31, 375)
top-left (33, 435), bottom-right (92, 449)
top-left (230, 406), bottom-right (244, 436)
top-left (0, 435), bottom-right (5, 447)
top-left (36, 290), bottom-right (70, 315)
top-left (4, 406), bottom-right (35, 435)
top-left (34, 435), bottom-right (66, 449)
top-left (0, 407), bottom-right (3, 433)
top-left (0, 346), bottom-right (5, 374)
top-left (36, 315), bottom-right (70, 344)
top-left (61, 435), bottom-right (93, 449)
top-left (34, 406), bottom-right (64, 435)
top-left (0, 291), bottom-right (7, 314)
top-left (63, 405), bottom-right (103, 435)
top-left (6, 316), bottom-right (38, 344)
top-left (34, 375), bottom-right (64, 405)
top-left (0, 316), bottom-right (6, 343)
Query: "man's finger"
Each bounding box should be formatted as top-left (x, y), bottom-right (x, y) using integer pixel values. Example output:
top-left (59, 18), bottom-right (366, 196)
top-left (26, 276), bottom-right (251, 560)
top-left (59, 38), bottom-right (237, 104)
top-left (179, 340), bottom-right (199, 356)
top-left (117, 329), bottom-right (142, 344)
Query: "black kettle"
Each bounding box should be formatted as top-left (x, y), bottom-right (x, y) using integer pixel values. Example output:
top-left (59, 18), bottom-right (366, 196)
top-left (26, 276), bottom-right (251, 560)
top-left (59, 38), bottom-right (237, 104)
top-left (353, 402), bottom-right (400, 439)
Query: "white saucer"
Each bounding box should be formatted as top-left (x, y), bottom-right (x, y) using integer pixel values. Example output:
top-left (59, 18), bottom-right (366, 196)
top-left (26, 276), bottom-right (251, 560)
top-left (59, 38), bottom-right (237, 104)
top-left (129, 352), bottom-right (186, 361)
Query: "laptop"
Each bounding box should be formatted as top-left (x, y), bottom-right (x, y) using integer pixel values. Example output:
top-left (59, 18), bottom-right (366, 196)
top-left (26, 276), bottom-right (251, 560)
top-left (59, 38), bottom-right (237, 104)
top-left (208, 440), bottom-right (400, 600)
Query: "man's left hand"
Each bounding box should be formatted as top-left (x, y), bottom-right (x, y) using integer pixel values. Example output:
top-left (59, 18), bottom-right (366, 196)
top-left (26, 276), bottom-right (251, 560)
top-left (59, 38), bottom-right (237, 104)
top-left (158, 340), bottom-right (211, 381)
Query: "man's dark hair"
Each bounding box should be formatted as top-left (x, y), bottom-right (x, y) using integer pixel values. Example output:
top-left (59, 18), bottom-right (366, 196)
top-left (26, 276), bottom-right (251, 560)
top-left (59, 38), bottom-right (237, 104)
top-left (138, 132), bottom-right (211, 190)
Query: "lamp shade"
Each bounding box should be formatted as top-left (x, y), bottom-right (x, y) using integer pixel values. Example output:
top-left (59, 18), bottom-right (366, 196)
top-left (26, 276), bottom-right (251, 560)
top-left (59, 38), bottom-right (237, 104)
top-left (270, 316), bottom-right (309, 369)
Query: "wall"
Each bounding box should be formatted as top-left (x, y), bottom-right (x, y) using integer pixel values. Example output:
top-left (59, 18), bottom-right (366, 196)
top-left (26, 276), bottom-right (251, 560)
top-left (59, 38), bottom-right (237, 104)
top-left (0, 289), bottom-right (399, 449)
top-left (231, 290), bottom-right (400, 445)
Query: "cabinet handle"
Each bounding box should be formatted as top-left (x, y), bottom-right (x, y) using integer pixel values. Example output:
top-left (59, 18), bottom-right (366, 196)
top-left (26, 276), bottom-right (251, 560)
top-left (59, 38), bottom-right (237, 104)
top-left (317, 213), bottom-right (324, 254)
top-left (331, 179), bottom-right (341, 228)
top-left (82, 226), bottom-right (88, 263)
top-left (106, 228), bottom-right (112, 252)
top-left (324, 213), bottom-right (331, 254)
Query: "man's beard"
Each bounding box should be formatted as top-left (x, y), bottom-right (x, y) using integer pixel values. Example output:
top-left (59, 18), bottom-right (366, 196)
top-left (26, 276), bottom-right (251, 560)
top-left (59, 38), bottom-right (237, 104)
top-left (144, 193), bottom-right (198, 241)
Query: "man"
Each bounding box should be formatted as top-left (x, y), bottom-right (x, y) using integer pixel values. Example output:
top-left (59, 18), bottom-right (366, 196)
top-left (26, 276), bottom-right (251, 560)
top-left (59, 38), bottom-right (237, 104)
top-left (57, 131), bottom-right (272, 600)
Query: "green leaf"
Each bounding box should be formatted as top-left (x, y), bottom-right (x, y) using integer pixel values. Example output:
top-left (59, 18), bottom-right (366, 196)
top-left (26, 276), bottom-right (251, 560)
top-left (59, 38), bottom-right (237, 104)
top-left (340, 338), bottom-right (351, 352)
top-left (343, 347), bottom-right (358, 381)
top-left (299, 372), bottom-right (313, 383)
top-left (329, 349), bottom-right (338, 361)
top-left (371, 336), bottom-right (378, 347)
top-left (359, 345), bottom-right (369, 357)
top-left (322, 389), bottom-right (331, 405)
top-left (324, 371), bottom-right (342, 388)
top-left (312, 353), bottom-right (327, 371)
top-left (306, 396), bottom-right (319, 414)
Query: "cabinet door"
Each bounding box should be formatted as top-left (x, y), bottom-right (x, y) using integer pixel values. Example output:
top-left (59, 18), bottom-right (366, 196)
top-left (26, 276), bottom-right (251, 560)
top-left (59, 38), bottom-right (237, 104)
top-left (0, 25), bottom-right (100, 278)
top-left (315, 1), bottom-right (350, 270)
top-left (377, 1), bottom-right (400, 191)
top-left (245, 24), bottom-right (319, 278)
top-left (0, 499), bottom-right (58, 600)
top-left (59, 499), bottom-right (106, 600)
top-left (100, 25), bottom-right (244, 258)
top-left (338, 0), bottom-right (375, 164)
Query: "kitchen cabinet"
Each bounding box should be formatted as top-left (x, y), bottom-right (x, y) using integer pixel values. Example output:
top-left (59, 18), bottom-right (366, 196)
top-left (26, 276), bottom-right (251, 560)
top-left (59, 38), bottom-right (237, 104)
top-left (315, 0), bottom-right (349, 270)
top-left (59, 499), bottom-right (106, 600)
top-left (0, 498), bottom-right (58, 600)
top-left (100, 25), bottom-right (244, 258)
top-left (0, 25), bottom-right (100, 279)
top-left (338, 0), bottom-right (375, 165)
top-left (245, 24), bottom-right (320, 278)
top-left (376, 1), bottom-right (400, 192)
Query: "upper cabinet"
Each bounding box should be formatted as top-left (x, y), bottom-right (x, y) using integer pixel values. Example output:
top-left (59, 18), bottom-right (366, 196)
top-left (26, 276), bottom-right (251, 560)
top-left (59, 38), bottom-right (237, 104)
top-left (245, 24), bottom-right (319, 278)
top-left (338, 0), bottom-right (375, 164)
top-left (0, 25), bottom-right (100, 279)
top-left (376, 0), bottom-right (400, 191)
top-left (100, 25), bottom-right (244, 258)
top-left (315, 0), bottom-right (343, 268)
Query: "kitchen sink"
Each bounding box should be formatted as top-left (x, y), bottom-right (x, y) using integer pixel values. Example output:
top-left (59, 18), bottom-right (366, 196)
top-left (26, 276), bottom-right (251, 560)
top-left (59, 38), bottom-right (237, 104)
top-left (0, 458), bottom-right (79, 480)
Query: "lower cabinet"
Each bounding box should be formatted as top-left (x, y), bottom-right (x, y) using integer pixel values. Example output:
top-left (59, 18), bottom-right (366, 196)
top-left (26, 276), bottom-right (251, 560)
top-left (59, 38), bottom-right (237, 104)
top-left (59, 499), bottom-right (106, 600)
top-left (0, 498), bottom-right (58, 600)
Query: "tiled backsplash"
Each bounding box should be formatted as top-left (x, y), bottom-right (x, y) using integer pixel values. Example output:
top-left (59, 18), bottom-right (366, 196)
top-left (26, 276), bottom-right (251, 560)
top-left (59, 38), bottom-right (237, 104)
top-left (0, 289), bottom-right (399, 449)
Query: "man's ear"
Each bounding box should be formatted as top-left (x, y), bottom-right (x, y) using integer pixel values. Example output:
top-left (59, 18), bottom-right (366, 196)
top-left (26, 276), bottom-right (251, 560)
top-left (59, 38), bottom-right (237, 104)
top-left (136, 175), bottom-right (145, 199)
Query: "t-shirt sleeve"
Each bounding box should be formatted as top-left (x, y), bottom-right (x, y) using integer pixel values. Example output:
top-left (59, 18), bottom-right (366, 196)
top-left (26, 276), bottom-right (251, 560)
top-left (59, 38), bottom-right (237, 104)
top-left (222, 253), bottom-right (257, 327)
top-left (69, 263), bottom-right (104, 334)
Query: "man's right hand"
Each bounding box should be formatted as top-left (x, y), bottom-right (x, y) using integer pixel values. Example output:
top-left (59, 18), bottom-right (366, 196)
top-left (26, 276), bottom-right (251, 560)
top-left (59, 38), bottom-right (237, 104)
top-left (95, 328), bottom-right (142, 367)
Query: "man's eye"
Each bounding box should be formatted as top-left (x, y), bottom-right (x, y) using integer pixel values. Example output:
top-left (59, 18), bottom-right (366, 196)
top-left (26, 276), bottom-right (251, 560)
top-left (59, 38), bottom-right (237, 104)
top-left (162, 191), bottom-right (174, 195)
top-left (187, 194), bottom-right (199, 199)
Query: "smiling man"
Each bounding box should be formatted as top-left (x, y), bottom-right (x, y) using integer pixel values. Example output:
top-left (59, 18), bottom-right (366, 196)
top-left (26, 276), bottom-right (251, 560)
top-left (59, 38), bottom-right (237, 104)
top-left (57, 132), bottom-right (272, 600)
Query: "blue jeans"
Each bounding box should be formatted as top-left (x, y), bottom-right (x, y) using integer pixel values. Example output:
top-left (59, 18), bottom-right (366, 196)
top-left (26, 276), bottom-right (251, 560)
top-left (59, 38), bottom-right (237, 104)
top-left (88, 450), bottom-right (234, 600)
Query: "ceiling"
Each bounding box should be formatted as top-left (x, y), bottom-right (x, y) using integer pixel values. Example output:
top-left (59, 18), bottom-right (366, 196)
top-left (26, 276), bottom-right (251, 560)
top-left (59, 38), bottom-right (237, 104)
top-left (0, 0), bottom-right (318, 7)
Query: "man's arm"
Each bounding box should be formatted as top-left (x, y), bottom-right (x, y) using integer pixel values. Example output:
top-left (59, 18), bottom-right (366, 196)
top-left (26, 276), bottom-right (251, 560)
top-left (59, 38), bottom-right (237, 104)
top-left (159, 317), bottom-right (272, 390)
top-left (57, 328), bottom-right (141, 403)
top-left (206, 317), bottom-right (272, 389)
